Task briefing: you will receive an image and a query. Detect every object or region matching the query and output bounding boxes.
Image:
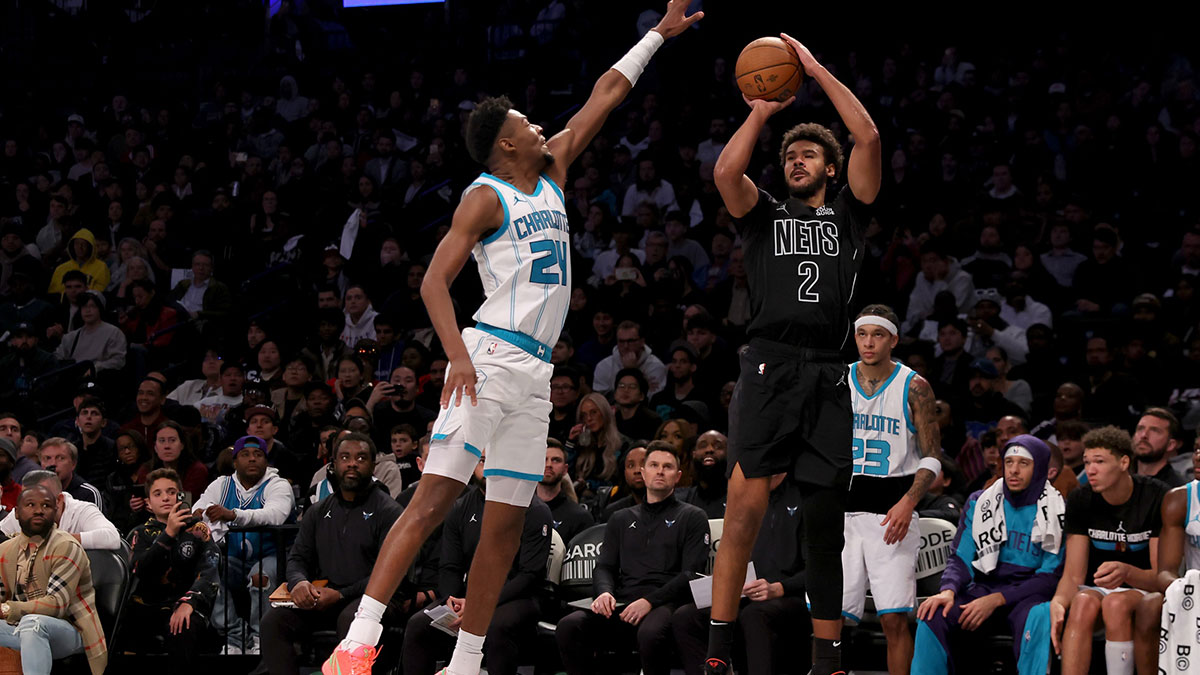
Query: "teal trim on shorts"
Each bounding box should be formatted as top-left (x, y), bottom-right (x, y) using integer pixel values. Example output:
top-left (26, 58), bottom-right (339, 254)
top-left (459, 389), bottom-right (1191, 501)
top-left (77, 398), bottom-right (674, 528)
top-left (474, 322), bottom-right (553, 362)
top-left (464, 442), bottom-right (483, 458)
top-left (877, 606), bottom-right (915, 615)
top-left (432, 433), bottom-right (450, 441)
top-left (483, 468), bottom-right (542, 482)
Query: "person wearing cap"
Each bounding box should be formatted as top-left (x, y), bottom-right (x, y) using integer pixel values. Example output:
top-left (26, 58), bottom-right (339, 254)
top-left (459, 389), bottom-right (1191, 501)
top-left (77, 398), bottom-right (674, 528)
top-left (244, 404), bottom-right (303, 485)
top-left (0, 223), bottom-right (41, 299)
top-left (959, 357), bottom-right (1026, 436)
top-left (192, 434), bottom-right (295, 655)
top-left (1000, 279), bottom-right (1053, 332)
top-left (1071, 225), bottom-right (1134, 315)
top-left (612, 367), bottom-right (663, 442)
top-left (913, 435), bottom-right (1064, 675)
top-left (964, 287), bottom-right (1028, 366)
top-left (0, 437), bottom-right (20, 511)
top-left (1050, 426), bottom-right (1167, 675)
top-left (649, 341), bottom-right (708, 422)
top-left (55, 291), bottom-right (126, 372)
top-left (0, 320), bottom-right (58, 397)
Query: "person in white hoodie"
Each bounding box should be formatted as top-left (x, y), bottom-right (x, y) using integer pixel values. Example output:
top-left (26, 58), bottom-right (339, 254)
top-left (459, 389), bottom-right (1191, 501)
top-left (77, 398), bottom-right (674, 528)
top-left (340, 284), bottom-right (378, 348)
top-left (0, 469), bottom-right (121, 549)
top-left (904, 242), bottom-right (975, 335)
top-left (592, 320), bottom-right (667, 396)
top-left (193, 435), bottom-right (295, 655)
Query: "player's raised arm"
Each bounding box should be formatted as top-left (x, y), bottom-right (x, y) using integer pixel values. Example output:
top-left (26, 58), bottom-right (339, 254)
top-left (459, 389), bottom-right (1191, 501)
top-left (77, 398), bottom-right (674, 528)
top-left (713, 94), bottom-right (793, 218)
top-left (544, 0), bottom-right (701, 186)
top-left (780, 33), bottom-right (881, 204)
top-left (420, 186), bottom-right (503, 408)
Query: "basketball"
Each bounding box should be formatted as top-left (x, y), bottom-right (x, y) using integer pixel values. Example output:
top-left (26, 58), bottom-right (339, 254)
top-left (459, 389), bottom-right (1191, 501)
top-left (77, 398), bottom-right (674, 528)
top-left (735, 37), bottom-right (803, 102)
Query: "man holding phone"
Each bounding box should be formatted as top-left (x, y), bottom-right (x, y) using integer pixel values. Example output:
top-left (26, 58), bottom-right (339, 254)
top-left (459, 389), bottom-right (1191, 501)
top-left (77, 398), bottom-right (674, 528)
top-left (370, 366), bottom-right (436, 450)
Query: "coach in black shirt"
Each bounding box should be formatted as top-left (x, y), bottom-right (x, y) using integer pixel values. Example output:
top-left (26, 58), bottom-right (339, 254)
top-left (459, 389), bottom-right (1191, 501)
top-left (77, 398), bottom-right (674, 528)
top-left (556, 444), bottom-right (709, 675)
top-left (672, 472), bottom-right (808, 675)
top-left (401, 458), bottom-right (552, 675)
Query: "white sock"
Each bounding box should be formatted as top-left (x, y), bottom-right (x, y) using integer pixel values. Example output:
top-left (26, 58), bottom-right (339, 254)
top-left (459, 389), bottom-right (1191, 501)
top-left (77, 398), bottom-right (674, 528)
top-left (446, 629), bottom-right (486, 675)
top-left (342, 594), bottom-right (387, 649)
top-left (1104, 640), bottom-right (1134, 675)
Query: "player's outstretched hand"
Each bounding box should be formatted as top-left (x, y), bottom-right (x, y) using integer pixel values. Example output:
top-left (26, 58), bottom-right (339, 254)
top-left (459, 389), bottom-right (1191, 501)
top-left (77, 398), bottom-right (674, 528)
top-left (442, 356), bottom-right (478, 408)
top-left (651, 0), bottom-right (703, 40)
top-left (743, 93), bottom-right (795, 118)
top-left (779, 33), bottom-right (820, 75)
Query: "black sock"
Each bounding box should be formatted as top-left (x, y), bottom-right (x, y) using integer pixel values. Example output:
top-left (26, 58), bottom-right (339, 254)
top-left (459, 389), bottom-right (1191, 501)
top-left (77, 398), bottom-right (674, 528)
top-left (705, 620), bottom-right (734, 665)
top-left (812, 636), bottom-right (842, 675)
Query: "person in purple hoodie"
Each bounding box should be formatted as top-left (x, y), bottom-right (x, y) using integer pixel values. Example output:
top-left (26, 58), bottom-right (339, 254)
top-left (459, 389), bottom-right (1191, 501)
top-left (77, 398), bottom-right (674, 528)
top-left (912, 435), bottom-right (1065, 675)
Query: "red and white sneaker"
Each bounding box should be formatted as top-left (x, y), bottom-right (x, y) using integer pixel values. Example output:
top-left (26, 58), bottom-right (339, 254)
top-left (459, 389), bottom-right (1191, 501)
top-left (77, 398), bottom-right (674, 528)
top-left (321, 642), bottom-right (380, 675)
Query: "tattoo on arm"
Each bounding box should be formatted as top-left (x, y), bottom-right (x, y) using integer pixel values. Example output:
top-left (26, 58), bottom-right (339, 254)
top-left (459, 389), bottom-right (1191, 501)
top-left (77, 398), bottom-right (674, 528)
top-left (905, 375), bottom-right (942, 502)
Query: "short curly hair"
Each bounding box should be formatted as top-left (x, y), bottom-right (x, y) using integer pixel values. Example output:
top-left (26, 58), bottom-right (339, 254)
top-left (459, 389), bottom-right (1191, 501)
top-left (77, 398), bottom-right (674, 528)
top-left (1082, 425), bottom-right (1133, 459)
top-left (466, 96), bottom-right (513, 166)
top-left (779, 123), bottom-right (844, 180)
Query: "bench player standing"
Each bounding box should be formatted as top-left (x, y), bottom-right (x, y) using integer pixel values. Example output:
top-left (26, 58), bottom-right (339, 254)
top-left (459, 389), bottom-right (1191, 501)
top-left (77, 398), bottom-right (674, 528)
top-left (322, 3), bottom-right (703, 673)
top-left (844, 304), bottom-right (942, 675)
top-left (705, 33), bottom-right (881, 675)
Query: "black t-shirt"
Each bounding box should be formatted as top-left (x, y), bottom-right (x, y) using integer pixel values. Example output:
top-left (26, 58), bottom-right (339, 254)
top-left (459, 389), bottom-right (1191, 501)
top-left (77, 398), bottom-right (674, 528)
top-left (736, 185), bottom-right (869, 350)
top-left (1064, 474), bottom-right (1167, 587)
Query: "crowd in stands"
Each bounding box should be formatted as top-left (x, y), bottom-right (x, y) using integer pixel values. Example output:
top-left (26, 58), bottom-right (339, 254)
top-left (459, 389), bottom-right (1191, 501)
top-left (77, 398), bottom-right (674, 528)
top-left (0, 0), bottom-right (1198, 672)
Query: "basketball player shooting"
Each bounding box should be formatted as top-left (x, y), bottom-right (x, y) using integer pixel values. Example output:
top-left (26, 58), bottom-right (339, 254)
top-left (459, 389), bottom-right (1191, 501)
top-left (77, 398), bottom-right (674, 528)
top-left (322, 3), bottom-right (702, 674)
top-left (705, 34), bottom-right (881, 675)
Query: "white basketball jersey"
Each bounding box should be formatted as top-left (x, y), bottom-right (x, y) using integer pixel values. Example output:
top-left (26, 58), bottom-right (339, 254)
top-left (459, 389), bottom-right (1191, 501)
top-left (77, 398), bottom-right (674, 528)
top-left (468, 172), bottom-right (571, 347)
top-left (1184, 481), bottom-right (1200, 571)
top-left (849, 360), bottom-right (919, 478)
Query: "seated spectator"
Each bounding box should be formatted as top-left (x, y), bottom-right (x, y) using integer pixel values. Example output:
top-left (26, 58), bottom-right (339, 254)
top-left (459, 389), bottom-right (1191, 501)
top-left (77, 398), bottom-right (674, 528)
top-left (371, 314), bottom-right (405, 383)
top-left (0, 224), bottom-right (42, 297)
top-left (193, 435), bottom-right (295, 655)
top-left (286, 382), bottom-right (338, 473)
top-left (238, 404), bottom-right (302, 485)
top-left (138, 421), bottom-right (209, 500)
top-left (247, 338), bottom-right (284, 390)
top-left (118, 278), bottom-right (179, 351)
top-left (259, 433), bottom-right (403, 675)
top-left (903, 242), bottom-right (975, 335)
top-left (611, 367), bottom-right (662, 442)
top-left (104, 429), bottom-right (151, 533)
top-left (0, 438), bottom-right (19, 511)
top-left (1131, 407), bottom-right (1186, 488)
top-left (593, 320), bottom-right (666, 396)
top-left (389, 423), bottom-right (422, 490)
top-left (566, 393), bottom-right (629, 500)
top-left (333, 355), bottom-right (373, 409)
top-left (1000, 279), bottom-right (1053, 331)
top-left (538, 439), bottom-right (593, 544)
top-left (55, 292), bottom-right (127, 372)
top-left (1050, 426), bottom-right (1166, 675)
top-left (1030, 382), bottom-right (1085, 440)
top-left (167, 349), bottom-right (223, 406)
top-left (575, 306), bottom-right (617, 372)
top-left (684, 310), bottom-right (737, 397)
top-left (0, 273), bottom-right (54, 339)
top-left (370, 366), bottom-right (435, 453)
top-left (170, 250), bottom-right (231, 323)
top-left (0, 470), bottom-right (121, 549)
top-left (195, 361), bottom-right (245, 427)
top-left (122, 375), bottom-right (170, 442)
top-left (125, 468), bottom-right (220, 671)
top-left (1072, 225), bottom-right (1133, 314)
top-left (401, 451), bottom-right (552, 675)
top-left (0, 415), bottom-right (38, 484)
top-left (1047, 440), bottom-right (1079, 498)
top-left (929, 319), bottom-right (973, 400)
top-left (1040, 222), bottom-right (1087, 288)
top-left (0, 321), bottom-right (57, 399)
top-left (47, 228), bottom-right (110, 293)
top-left (964, 288), bottom-right (1028, 366)
top-left (958, 359), bottom-right (1027, 438)
top-left (300, 308), bottom-right (347, 382)
top-left (622, 159), bottom-right (678, 219)
top-left (62, 396), bottom-right (116, 484)
top-left (959, 225), bottom-right (1011, 289)
top-left (548, 366), bottom-right (584, 445)
top-left (987, 347), bottom-right (1033, 416)
top-left (0, 480), bottom-right (107, 674)
top-left (650, 342), bottom-right (709, 422)
top-left (654, 418), bottom-right (694, 459)
top-left (914, 435), bottom-right (1064, 675)
top-left (916, 456), bottom-right (964, 524)
top-left (677, 430), bottom-right (728, 518)
top-left (555, 444), bottom-right (709, 675)
top-left (39, 437), bottom-right (103, 510)
top-left (270, 353), bottom-right (313, 438)
top-left (340, 284), bottom-right (378, 348)
top-left (600, 444), bottom-right (648, 522)
top-left (673, 471), bottom-right (808, 675)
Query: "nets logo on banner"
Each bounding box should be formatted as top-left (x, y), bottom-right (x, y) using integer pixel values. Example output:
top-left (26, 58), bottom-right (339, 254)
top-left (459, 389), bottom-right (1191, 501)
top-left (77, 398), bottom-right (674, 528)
top-left (344, 0), bottom-right (444, 6)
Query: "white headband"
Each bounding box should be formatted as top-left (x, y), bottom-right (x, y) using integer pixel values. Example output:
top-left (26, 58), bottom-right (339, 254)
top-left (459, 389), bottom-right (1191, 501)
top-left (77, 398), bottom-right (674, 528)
top-left (854, 315), bottom-right (898, 336)
top-left (1004, 445), bottom-right (1034, 461)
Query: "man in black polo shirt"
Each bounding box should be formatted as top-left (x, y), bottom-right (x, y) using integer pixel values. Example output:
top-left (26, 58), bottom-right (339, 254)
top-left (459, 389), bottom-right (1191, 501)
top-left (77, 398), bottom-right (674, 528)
top-left (555, 444), bottom-right (709, 675)
top-left (538, 439), bottom-right (593, 544)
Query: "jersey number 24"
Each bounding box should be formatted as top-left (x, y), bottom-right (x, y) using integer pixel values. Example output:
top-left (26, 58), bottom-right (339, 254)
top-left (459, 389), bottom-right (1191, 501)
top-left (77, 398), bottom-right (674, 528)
top-left (529, 240), bottom-right (569, 286)
top-left (852, 438), bottom-right (890, 476)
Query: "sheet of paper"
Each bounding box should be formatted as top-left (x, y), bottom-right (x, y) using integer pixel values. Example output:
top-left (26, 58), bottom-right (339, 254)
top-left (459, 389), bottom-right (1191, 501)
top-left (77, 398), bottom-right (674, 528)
top-left (688, 562), bottom-right (757, 609)
top-left (424, 604), bottom-right (460, 637)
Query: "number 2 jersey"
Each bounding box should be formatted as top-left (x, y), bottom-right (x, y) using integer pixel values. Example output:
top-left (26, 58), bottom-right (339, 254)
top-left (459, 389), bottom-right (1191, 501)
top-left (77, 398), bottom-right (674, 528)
top-left (467, 172), bottom-right (571, 348)
top-left (736, 184), bottom-right (869, 351)
top-left (848, 360), bottom-right (920, 514)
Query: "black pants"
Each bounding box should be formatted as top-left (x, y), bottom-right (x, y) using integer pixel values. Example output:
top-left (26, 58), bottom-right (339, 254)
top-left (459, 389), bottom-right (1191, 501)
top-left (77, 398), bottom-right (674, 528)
top-left (256, 596), bottom-right (403, 675)
top-left (555, 605), bottom-right (677, 675)
top-left (401, 597), bottom-right (539, 675)
top-left (671, 598), bottom-right (811, 675)
top-left (122, 602), bottom-right (207, 673)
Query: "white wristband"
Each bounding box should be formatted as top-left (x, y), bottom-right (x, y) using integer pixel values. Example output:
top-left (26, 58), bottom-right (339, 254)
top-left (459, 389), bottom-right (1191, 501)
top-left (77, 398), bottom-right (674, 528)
top-left (612, 30), bottom-right (665, 87)
top-left (918, 456), bottom-right (942, 476)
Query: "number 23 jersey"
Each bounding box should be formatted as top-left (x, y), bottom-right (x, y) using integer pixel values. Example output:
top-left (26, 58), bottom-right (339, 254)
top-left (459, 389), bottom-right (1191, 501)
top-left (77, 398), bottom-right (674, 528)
top-left (468, 172), bottom-right (571, 347)
top-left (736, 185), bottom-right (869, 350)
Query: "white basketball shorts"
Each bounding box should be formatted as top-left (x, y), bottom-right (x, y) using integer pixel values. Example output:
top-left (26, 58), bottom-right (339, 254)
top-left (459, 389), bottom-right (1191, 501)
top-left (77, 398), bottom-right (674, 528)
top-left (841, 510), bottom-right (920, 622)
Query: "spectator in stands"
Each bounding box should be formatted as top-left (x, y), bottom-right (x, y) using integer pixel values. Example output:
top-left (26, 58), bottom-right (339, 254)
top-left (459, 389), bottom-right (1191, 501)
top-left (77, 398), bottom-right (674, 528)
top-left (654, 418), bottom-right (693, 459)
top-left (593, 320), bottom-right (666, 396)
top-left (0, 470), bottom-right (120, 549)
top-left (371, 314), bottom-right (405, 382)
top-left (987, 347), bottom-right (1032, 416)
top-left (916, 456), bottom-right (964, 524)
top-left (62, 396), bottom-right (115, 484)
top-left (575, 305), bottom-right (617, 372)
top-left (194, 434), bottom-right (295, 655)
top-left (389, 423), bottom-right (421, 490)
top-left (47, 228), bottom-right (110, 293)
top-left (650, 342), bottom-right (708, 422)
top-left (1050, 426), bottom-right (1165, 675)
top-left (302, 308), bottom-right (347, 381)
top-left (167, 349), bottom-right (222, 406)
top-left (1031, 382), bottom-right (1085, 439)
top-left (1083, 335), bottom-right (1146, 430)
top-left (0, 225), bottom-right (41, 299)
top-left (959, 358), bottom-right (1026, 436)
top-left (914, 435), bottom-right (1063, 675)
top-left (0, 321), bottom-right (58, 399)
top-left (170, 250), bottom-right (232, 323)
top-left (904, 242), bottom-right (976, 335)
top-left (125, 468), bottom-right (220, 671)
top-left (1040, 222), bottom-right (1087, 288)
top-left (401, 450), bottom-right (551, 675)
top-left (370, 366), bottom-right (434, 452)
top-left (122, 375), bottom-right (169, 442)
top-left (612, 367), bottom-right (662, 442)
top-left (677, 430), bottom-right (727, 518)
top-left (0, 477), bottom-right (107, 674)
top-left (142, 420), bottom-right (209, 499)
top-left (1131, 407), bottom-right (1186, 488)
top-left (271, 353), bottom-right (313, 437)
top-left (55, 292), bottom-right (126, 372)
top-left (39, 437), bottom-right (103, 509)
top-left (1072, 225), bottom-right (1133, 315)
top-left (105, 429), bottom-right (149, 533)
top-left (622, 157), bottom-right (678, 219)
top-left (1000, 279), bottom-right (1053, 331)
top-left (929, 319), bottom-right (972, 400)
top-left (340, 284), bottom-right (378, 348)
top-left (673, 470), bottom-right (808, 675)
top-left (286, 382), bottom-right (337, 466)
top-left (600, 444), bottom-right (648, 521)
top-left (333, 355), bottom-right (372, 409)
top-left (0, 414), bottom-right (37, 483)
top-left (566, 393), bottom-right (628, 499)
top-left (965, 289), bottom-right (1028, 366)
top-left (0, 438), bottom-right (19, 511)
top-left (548, 366), bottom-right (584, 445)
top-left (556, 444), bottom-right (708, 675)
top-left (0, 274), bottom-right (54, 341)
top-left (243, 404), bottom-right (303, 486)
top-left (259, 432), bottom-right (403, 675)
top-left (538, 439), bottom-right (593, 544)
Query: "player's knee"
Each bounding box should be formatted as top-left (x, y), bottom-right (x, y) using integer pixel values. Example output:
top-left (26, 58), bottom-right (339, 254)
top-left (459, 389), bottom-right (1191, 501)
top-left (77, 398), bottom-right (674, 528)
top-left (1069, 591), bottom-right (1101, 621)
top-left (1099, 592), bottom-right (1136, 628)
top-left (879, 612), bottom-right (910, 639)
top-left (1134, 592), bottom-right (1163, 632)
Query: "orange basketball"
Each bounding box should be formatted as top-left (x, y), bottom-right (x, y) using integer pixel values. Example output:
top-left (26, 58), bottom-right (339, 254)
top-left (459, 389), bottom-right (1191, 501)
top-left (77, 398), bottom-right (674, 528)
top-left (735, 37), bottom-right (803, 102)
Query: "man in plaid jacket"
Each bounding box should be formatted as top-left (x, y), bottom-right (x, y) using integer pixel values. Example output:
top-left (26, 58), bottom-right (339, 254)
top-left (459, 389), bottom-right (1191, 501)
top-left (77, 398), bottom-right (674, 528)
top-left (0, 479), bottom-right (108, 674)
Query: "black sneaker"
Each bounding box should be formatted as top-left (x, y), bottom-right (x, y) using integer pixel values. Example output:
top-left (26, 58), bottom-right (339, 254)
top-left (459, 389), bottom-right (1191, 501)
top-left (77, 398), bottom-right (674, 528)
top-left (703, 658), bottom-right (730, 674)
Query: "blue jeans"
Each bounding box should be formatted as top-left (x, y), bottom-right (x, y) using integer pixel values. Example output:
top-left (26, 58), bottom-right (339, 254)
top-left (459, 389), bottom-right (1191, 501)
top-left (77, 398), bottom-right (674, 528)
top-left (213, 553), bottom-right (276, 650)
top-left (0, 614), bottom-right (84, 674)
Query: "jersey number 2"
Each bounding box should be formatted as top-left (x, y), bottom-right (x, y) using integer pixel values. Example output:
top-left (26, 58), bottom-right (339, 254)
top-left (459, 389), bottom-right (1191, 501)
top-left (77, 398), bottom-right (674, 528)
top-left (797, 261), bottom-right (819, 303)
top-left (852, 438), bottom-right (890, 476)
top-left (529, 240), bottom-right (569, 286)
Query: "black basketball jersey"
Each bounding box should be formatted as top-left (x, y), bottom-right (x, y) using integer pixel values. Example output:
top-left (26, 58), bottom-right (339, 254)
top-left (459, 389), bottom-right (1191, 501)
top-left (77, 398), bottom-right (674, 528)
top-left (736, 184), bottom-right (869, 350)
